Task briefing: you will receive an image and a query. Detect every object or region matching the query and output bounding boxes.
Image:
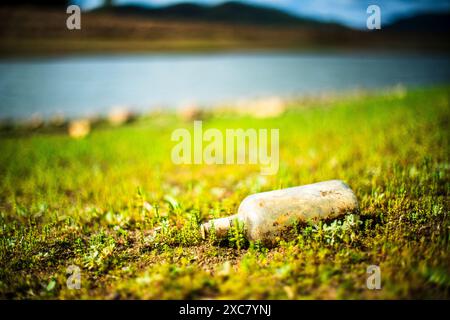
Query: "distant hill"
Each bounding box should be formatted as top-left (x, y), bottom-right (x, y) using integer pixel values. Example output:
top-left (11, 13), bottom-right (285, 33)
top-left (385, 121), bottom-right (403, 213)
top-left (95, 1), bottom-right (335, 27)
top-left (385, 12), bottom-right (450, 33)
top-left (1, 0), bottom-right (67, 7)
top-left (1, 2), bottom-right (449, 56)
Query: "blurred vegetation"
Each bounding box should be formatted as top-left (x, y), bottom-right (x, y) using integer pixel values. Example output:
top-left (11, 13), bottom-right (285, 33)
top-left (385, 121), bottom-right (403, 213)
top-left (1, 4), bottom-right (449, 56)
top-left (0, 85), bottom-right (449, 299)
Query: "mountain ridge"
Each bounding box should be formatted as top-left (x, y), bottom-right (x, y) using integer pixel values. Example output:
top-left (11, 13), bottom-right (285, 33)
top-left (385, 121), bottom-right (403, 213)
top-left (1, 2), bottom-right (449, 55)
top-left (385, 12), bottom-right (450, 32)
top-left (93, 1), bottom-right (342, 28)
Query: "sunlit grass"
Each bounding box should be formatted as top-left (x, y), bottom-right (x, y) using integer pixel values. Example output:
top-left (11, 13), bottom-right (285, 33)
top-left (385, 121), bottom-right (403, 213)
top-left (0, 85), bottom-right (449, 299)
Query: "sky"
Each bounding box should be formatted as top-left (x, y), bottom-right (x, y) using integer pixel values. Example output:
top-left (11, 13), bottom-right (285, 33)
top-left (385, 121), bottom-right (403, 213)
top-left (71, 0), bottom-right (450, 29)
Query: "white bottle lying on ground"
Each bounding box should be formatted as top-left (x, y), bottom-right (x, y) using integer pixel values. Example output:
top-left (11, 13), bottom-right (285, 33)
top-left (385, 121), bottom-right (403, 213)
top-left (201, 180), bottom-right (359, 247)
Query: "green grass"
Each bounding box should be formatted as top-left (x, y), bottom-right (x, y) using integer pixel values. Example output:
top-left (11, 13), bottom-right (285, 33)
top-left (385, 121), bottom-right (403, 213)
top-left (0, 85), bottom-right (449, 299)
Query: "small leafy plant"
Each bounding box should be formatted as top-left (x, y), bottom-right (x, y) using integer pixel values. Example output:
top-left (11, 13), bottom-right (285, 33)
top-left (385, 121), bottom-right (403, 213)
top-left (228, 219), bottom-right (247, 250)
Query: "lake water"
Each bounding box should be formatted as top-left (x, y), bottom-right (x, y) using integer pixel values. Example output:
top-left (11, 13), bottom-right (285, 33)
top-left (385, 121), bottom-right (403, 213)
top-left (1, 52), bottom-right (449, 120)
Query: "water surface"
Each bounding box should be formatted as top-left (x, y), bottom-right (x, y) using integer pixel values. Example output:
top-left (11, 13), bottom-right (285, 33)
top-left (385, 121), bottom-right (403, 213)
top-left (1, 52), bottom-right (449, 119)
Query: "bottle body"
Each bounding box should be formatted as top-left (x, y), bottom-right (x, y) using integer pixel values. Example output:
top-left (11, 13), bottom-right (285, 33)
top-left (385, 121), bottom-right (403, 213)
top-left (201, 180), bottom-right (359, 247)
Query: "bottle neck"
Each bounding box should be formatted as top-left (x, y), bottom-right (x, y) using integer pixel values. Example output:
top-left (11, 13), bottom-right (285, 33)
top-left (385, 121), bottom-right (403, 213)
top-left (200, 214), bottom-right (239, 240)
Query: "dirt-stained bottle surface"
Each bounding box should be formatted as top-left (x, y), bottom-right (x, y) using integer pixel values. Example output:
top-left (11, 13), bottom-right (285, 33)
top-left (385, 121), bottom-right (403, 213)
top-left (201, 180), bottom-right (359, 247)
